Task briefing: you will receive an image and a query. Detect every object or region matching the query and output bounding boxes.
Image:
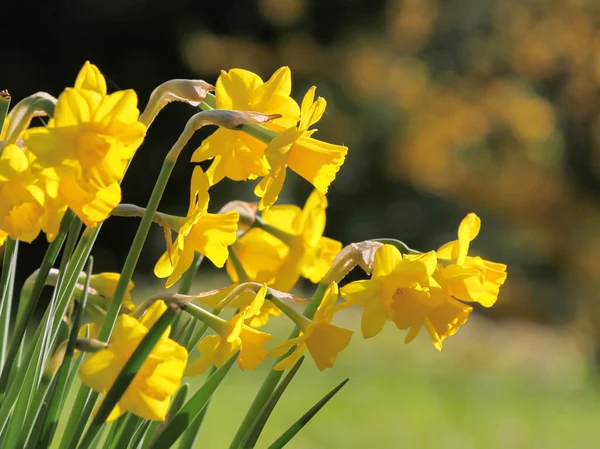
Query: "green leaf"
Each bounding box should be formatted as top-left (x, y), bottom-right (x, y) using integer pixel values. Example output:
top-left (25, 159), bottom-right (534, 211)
top-left (108, 414), bottom-right (142, 449)
top-left (0, 238), bottom-right (18, 371)
top-left (176, 366), bottom-right (216, 449)
top-left (241, 357), bottom-right (305, 449)
top-left (266, 378), bottom-right (349, 449)
top-left (24, 402), bottom-right (47, 449)
top-left (59, 388), bottom-right (98, 449)
top-left (228, 282), bottom-right (328, 449)
top-left (76, 305), bottom-right (179, 449)
top-left (0, 211), bottom-right (75, 399)
top-left (35, 257), bottom-right (93, 448)
top-left (149, 352), bottom-right (239, 449)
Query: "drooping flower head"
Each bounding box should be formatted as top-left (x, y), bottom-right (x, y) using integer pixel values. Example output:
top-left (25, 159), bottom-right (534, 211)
top-left (340, 244), bottom-right (470, 349)
top-left (78, 300), bottom-right (188, 422)
top-left (191, 67), bottom-right (300, 185)
top-left (268, 282), bottom-right (353, 371)
top-left (25, 61), bottom-right (147, 227)
top-left (255, 87), bottom-right (348, 209)
top-left (434, 213), bottom-right (507, 307)
top-left (227, 190), bottom-right (341, 292)
top-left (154, 166), bottom-right (239, 288)
top-left (185, 286), bottom-right (274, 375)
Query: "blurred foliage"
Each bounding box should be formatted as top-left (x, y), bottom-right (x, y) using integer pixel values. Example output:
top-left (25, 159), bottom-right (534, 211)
top-left (4, 0), bottom-right (600, 336)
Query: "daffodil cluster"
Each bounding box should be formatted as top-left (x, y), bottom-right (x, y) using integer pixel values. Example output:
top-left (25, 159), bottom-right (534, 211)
top-left (0, 61), bottom-right (506, 442)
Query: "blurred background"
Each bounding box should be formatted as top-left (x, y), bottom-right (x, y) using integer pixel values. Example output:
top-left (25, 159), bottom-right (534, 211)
top-left (4, 0), bottom-right (600, 447)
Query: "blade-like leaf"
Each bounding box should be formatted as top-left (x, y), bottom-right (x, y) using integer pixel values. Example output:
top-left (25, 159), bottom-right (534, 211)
top-left (0, 211), bottom-right (75, 398)
top-left (149, 352), bottom-right (239, 449)
top-left (266, 378), bottom-right (349, 449)
top-left (108, 414), bottom-right (142, 449)
top-left (0, 238), bottom-right (18, 370)
top-left (176, 366), bottom-right (216, 449)
top-left (241, 357), bottom-right (305, 449)
top-left (76, 305), bottom-right (179, 449)
top-left (35, 257), bottom-right (93, 448)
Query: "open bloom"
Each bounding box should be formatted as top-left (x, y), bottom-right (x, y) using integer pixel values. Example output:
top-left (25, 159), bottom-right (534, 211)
top-left (434, 213), bottom-right (507, 307)
top-left (185, 287), bottom-right (274, 375)
top-left (154, 167), bottom-right (239, 288)
top-left (78, 300), bottom-right (188, 422)
top-left (25, 61), bottom-right (146, 227)
top-left (341, 244), bottom-right (470, 349)
top-left (0, 144), bottom-right (46, 242)
top-left (255, 87), bottom-right (348, 209)
top-left (227, 190), bottom-right (341, 292)
top-left (191, 67), bottom-right (300, 185)
top-left (268, 282), bottom-right (353, 371)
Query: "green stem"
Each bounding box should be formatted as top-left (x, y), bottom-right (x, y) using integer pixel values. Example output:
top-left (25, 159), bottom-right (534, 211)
top-left (266, 295), bottom-right (311, 332)
top-left (229, 248), bottom-right (249, 283)
top-left (373, 238), bottom-right (421, 255)
top-left (228, 282), bottom-right (327, 449)
top-left (252, 216), bottom-right (300, 249)
top-left (0, 91), bottom-right (10, 137)
top-left (172, 253), bottom-right (203, 338)
top-left (98, 110), bottom-right (228, 343)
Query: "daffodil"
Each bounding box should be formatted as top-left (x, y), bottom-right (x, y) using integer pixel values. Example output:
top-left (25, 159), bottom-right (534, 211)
top-left (78, 300), bottom-right (188, 422)
top-left (434, 213), bottom-right (507, 307)
top-left (154, 167), bottom-right (239, 288)
top-left (0, 144), bottom-right (45, 242)
top-left (255, 86), bottom-right (348, 209)
top-left (185, 287), bottom-right (274, 375)
top-left (227, 190), bottom-right (341, 292)
top-left (268, 282), bottom-right (353, 371)
top-left (200, 283), bottom-right (282, 328)
top-left (191, 67), bottom-right (300, 185)
top-left (25, 62), bottom-right (146, 227)
top-left (340, 244), bottom-right (456, 345)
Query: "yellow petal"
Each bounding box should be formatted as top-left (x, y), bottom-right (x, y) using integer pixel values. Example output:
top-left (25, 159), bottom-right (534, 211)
top-left (237, 326), bottom-right (273, 370)
top-left (74, 61), bottom-right (107, 96)
top-left (305, 322), bottom-right (353, 371)
top-left (286, 136), bottom-right (347, 194)
top-left (186, 212), bottom-right (239, 268)
top-left (457, 213), bottom-right (481, 265)
top-left (53, 88), bottom-right (100, 128)
top-left (361, 296), bottom-right (388, 339)
top-left (423, 298), bottom-right (472, 350)
top-left (216, 69), bottom-right (263, 110)
top-left (372, 244), bottom-right (402, 279)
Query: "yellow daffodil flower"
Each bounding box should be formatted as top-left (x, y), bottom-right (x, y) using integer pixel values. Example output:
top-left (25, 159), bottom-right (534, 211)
top-left (185, 287), bottom-right (274, 375)
top-left (25, 62), bottom-right (146, 227)
top-left (227, 190), bottom-right (341, 292)
top-left (200, 283), bottom-right (282, 328)
top-left (434, 213), bottom-right (507, 307)
top-left (255, 86), bottom-right (348, 209)
top-left (268, 282), bottom-right (353, 371)
top-left (0, 144), bottom-right (45, 242)
top-left (191, 67), bottom-right (300, 185)
top-left (154, 167), bottom-right (239, 288)
top-left (78, 300), bottom-right (188, 422)
top-left (341, 244), bottom-right (469, 350)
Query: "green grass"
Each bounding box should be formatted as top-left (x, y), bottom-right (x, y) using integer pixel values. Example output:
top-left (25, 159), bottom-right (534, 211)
top-left (54, 276), bottom-right (600, 448)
